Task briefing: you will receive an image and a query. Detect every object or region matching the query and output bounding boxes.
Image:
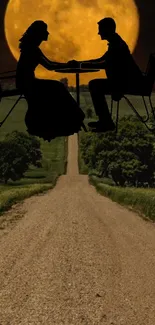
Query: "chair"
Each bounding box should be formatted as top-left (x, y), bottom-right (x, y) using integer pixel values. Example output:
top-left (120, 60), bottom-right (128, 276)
top-left (0, 71), bottom-right (25, 128)
top-left (0, 71), bottom-right (87, 133)
top-left (110, 53), bottom-right (155, 133)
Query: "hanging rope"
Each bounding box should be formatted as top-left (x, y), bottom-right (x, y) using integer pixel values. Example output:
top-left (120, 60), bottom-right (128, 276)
top-left (0, 70), bottom-right (16, 80)
top-left (0, 70), bottom-right (16, 75)
top-left (0, 75), bottom-right (16, 80)
top-left (0, 69), bottom-right (23, 127)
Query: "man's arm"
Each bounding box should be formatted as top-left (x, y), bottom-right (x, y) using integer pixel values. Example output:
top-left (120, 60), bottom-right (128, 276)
top-left (80, 51), bottom-right (108, 67)
top-left (67, 51), bottom-right (108, 68)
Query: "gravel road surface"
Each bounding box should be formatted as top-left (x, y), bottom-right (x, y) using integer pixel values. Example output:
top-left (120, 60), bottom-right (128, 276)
top-left (0, 134), bottom-right (155, 324)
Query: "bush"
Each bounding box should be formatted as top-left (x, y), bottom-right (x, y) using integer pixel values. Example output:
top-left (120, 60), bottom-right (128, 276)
top-left (0, 131), bottom-right (42, 184)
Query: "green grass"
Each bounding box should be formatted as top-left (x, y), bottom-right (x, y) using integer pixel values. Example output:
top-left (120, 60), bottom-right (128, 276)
top-left (89, 175), bottom-right (155, 222)
top-left (75, 92), bottom-right (155, 119)
top-left (0, 95), bottom-right (68, 214)
top-left (0, 183), bottom-right (56, 216)
top-left (77, 132), bottom-right (89, 174)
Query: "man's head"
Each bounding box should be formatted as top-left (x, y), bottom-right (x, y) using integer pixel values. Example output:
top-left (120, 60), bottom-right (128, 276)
top-left (97, 17), bottom-right (116, 40)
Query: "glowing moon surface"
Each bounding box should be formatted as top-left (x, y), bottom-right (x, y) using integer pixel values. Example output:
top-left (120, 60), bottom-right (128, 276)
top-left (5, 0), bottom-right (139, 86)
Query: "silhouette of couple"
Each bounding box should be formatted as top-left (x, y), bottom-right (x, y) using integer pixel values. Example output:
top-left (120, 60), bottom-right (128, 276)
top-left (16, 18), bottom-right (145, 140)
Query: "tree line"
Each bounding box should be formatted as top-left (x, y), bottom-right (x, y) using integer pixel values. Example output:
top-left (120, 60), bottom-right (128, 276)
top-left (59, 78), bottom-right (88, 92)
top-left (80, 115), bottom-right (155, 187)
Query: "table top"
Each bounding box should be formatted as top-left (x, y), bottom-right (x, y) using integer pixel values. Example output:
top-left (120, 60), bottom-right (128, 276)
top-left (55, 68), bottom-right (100, 73)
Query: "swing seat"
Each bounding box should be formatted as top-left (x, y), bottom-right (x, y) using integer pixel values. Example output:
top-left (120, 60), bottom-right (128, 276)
top-left (24, 93), bottom-right (87, 141)
top-left (0, 72), bottom-right (87, 135)
top-left (0, 71), bottom-right (24, 127)
top-left (110, 53), bottom-right (155, 133)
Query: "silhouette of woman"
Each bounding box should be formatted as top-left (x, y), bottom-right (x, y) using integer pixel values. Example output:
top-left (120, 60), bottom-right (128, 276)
top-left (16, 20), bottom-right (85, 141)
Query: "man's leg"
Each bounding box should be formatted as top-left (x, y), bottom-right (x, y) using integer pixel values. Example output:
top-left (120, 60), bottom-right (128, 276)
top-left (88, 78), bottom-right (115, 131)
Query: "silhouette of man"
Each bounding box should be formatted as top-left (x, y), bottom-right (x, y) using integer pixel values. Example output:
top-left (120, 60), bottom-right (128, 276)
top-left (68, 17), bottom-right (144, 132)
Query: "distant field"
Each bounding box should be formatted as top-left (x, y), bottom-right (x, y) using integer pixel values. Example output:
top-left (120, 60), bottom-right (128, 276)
top-left (1, 92), bottom-right (155, 131)
top-left (71, 91), bottom-right (155, 120)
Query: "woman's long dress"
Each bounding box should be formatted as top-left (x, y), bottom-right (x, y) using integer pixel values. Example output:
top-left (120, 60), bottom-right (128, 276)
top-left (16, 45), bottom-right (85, 141)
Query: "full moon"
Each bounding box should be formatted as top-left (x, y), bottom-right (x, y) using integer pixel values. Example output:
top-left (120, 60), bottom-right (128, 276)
top-left (5, 0), bottom-right (139, 86)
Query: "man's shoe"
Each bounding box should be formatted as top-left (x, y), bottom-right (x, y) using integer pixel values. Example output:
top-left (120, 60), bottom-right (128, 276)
top-left (88, 120), bottom-right (115, 132)
top-left (92, 122), bottom-right (115, 133)
top-left (88, 120), bottom-right (100, 128)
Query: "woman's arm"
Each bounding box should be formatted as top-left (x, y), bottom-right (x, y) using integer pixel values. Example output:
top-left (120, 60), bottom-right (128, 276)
top-left (39, 50), bottom-right (68, 70)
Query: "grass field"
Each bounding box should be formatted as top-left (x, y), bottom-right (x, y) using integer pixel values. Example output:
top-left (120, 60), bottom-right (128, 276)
top-left (72, 91), bottom-right (155, 120)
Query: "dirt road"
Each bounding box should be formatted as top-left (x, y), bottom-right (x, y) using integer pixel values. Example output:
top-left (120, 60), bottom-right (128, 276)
top-left (0, 134), bottom-right (155, 324)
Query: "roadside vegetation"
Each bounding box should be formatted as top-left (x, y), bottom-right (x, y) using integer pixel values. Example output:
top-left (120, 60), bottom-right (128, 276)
top-left (1, 91), bottom-right (155, 222)
top-left (78, 92), bottom-right (155, 222)
top-left (0, 95), bottom-right (68, 214)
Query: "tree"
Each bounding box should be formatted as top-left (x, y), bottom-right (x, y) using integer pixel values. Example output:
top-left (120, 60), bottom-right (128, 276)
top-left (0, 140), bottom-right (29, 183)
top-left (80, 115), bottom-right (155, 187)
top-left (80, 84), bottom-right (89, 92)
top-left (5, 130), bottom-right (42, 168)
top-left (0, 131), bottom-right (42, 184)
top-left (68, 86), bottom-right (76, 92)
top-left (60, 78), bottom-right (68, 90)
top-left (86, 108), bottom-right (93, 118)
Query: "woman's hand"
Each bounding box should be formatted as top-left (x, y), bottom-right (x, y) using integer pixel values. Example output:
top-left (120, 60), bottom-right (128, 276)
top-left (66, 60), bottom-right (80, 67)
top-left (54, 62), bottom-right (69, 69)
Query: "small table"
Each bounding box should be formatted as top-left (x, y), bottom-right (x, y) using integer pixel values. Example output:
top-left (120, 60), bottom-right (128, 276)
top-left (55, 67), bottom-right (100, 107)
